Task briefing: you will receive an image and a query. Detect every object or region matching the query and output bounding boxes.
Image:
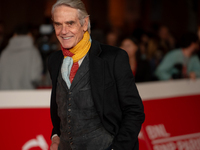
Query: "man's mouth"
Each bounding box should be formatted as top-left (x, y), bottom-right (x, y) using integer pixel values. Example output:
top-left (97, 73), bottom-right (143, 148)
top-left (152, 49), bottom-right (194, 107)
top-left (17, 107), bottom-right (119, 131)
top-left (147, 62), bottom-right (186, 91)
top-left (62, 36), bottom-right (72, 40)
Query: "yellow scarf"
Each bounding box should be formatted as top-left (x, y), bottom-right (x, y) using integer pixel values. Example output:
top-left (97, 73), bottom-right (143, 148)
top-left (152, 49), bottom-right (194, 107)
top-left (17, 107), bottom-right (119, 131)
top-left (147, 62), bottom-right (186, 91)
top-left (63, 31), bottom-right (91, 63)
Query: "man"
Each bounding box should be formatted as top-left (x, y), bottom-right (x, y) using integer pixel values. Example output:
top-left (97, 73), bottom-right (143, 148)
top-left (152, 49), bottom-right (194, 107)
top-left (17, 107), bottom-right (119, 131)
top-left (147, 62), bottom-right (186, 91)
top-left (0, 24), bottom-right (42, 90)
top-left (155, 33), bottom-right (200, 80)
top-left (48, 0), bottom-right (145, 150)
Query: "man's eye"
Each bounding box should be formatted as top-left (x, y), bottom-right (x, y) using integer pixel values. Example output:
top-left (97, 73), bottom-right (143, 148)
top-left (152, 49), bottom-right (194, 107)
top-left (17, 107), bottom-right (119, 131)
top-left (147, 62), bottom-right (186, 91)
top-left (54, 23), bottom-right (61, 27)
top-left (68, 22), bottom-right (74, 26)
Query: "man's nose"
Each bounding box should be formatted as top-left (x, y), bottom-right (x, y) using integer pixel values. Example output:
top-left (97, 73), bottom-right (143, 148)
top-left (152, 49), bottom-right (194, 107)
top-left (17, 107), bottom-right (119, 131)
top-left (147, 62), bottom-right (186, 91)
top-left (61, 25), bottom-right (69, 34)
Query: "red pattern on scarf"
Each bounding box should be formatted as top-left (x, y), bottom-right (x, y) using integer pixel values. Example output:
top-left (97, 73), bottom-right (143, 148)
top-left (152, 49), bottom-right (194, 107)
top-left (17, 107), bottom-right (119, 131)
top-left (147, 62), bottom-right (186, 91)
top-left (61, 46), bottom-right (79, 83)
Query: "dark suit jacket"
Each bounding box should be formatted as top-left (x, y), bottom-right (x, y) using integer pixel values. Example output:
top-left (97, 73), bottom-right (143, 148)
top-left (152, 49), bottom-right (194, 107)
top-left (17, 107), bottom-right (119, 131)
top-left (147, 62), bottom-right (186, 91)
top-left (48, 40), bottom-right (145, 150)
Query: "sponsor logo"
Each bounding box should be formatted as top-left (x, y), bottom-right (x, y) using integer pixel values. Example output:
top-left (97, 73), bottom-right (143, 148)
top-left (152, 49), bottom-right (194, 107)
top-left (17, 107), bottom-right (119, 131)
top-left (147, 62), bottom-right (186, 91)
top-left (22, 135), bottom-right (48, 150)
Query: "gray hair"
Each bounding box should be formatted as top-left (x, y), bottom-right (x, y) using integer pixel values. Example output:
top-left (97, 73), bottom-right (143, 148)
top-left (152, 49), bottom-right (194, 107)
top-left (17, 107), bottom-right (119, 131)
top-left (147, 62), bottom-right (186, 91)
top-left (52, 0), bottom-right (91, 34)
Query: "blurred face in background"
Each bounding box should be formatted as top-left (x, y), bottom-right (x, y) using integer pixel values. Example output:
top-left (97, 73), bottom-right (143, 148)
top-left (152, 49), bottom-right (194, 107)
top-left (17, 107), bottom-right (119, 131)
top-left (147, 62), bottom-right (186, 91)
top-left (158, 26), bottom-right (170, 40)
top-left (52, 5), bottom-right (88, 49)
top-left (120, 39), bottom-right (138, 57)
top-left (141, 34), bottom-right (149, 44)
top-left (106, 32), bottom-right (118, 46)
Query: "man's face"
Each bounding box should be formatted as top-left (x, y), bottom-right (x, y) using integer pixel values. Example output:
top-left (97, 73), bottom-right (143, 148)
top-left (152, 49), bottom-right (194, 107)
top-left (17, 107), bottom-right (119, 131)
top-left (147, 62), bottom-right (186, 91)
top-left (52, 5), bottom-right (88, 49)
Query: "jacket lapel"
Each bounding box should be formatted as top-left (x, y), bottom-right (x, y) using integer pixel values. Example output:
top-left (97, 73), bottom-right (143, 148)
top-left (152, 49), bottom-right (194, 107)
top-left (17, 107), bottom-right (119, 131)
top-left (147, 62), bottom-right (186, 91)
top-left (70, 54), bottom-right (89, 90)
top-left (89, 40), bottom-right (105, 115)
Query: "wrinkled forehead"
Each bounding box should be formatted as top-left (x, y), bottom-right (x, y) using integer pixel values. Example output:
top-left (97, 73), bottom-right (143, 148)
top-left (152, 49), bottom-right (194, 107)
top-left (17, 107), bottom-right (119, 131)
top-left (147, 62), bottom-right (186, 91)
top-left (52, 5), bottom-right (79, 21)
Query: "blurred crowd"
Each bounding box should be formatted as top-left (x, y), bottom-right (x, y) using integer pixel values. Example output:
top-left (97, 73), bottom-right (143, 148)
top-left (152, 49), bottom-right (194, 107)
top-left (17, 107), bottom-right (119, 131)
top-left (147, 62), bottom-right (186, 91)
top-left (0, 20), bottom-right (200, 90)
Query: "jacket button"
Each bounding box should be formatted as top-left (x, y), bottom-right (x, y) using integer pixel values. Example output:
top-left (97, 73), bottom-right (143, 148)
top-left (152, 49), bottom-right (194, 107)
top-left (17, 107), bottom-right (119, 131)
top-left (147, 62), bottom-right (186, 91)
top-left (69, 103), bottom-right (71, 106)
top-left (68, 132), bottom-right (71, 135)
top-left (70, 142), bottom-right (73, 145)
top-left (68, 109), bottom-right (71, 112)
top-left (69, 98), bottom-right (71, 100)
top-left (68, 120), bottom-right (71, 123)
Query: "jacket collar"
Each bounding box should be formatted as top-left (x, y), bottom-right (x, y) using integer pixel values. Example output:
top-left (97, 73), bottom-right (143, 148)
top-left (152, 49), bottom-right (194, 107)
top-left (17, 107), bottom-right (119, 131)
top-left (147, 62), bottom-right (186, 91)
top-left (89, 40), bottom-right (102, 57)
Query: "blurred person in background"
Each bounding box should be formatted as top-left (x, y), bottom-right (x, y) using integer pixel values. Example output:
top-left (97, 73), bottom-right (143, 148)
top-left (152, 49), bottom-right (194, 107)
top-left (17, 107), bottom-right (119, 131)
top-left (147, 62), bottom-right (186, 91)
top-left (139, 32), bottom-right (151, 50)
top-left (155, 33), bottom-right (200, 81)
top-left (0, 24), bottom-right (43, 90)
top-left (158, 25), bottom-right (176, 55)
top-left (146, 38), bottom-right (163, 81)
top-left (120, 37), bottom-right (151, 82)
top-left (90, 21), bottom-right (105, 44)
top-left (36, 22), bottom-right (59, 88)
top-left (106, 30), bottom-right (119, 46)
top-left (48, 0), bottom-right (145, 150)
top-left (139, 32), bottom-right (150, 59)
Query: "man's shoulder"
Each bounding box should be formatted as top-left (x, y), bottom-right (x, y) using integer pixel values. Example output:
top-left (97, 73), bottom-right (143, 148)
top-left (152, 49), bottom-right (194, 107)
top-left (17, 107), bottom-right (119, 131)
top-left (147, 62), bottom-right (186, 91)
top-left (100, 43), bottom-right (122, 53)
top-left (96, 41), bottom-right (127, 59)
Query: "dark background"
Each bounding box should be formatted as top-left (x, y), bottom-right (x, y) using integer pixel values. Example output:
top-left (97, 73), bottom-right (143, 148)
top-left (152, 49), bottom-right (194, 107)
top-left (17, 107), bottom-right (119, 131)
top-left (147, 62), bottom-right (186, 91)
top-left (0, 0), bottom-right (200, 39)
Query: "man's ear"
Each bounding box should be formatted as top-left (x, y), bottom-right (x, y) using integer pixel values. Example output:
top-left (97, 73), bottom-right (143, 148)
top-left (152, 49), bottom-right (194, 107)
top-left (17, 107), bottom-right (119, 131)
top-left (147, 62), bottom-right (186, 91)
top-left (83, 16), bottom-right (89, 32)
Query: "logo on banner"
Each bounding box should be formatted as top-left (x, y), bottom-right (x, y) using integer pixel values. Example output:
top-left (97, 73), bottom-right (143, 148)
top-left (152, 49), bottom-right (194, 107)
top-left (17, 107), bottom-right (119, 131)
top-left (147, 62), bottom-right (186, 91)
top-left (144, 124), bottom-right (200, 150)
top-left (22, 135), bottom-right (48, 150)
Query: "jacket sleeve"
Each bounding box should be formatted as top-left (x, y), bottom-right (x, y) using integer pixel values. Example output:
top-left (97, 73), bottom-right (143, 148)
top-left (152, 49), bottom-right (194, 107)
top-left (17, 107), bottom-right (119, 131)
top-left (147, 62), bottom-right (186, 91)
top-left (48, 52), bottom-right (61, 139)
top-left (112, 50), bottom-right (145, 150)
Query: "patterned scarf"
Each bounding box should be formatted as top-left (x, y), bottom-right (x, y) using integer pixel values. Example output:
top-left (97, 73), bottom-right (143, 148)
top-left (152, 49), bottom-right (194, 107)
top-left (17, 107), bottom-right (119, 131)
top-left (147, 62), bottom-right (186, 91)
top-left (61, 31), bottom-right (91, 88)
top-left (61, 31), bottom-right (91, 62)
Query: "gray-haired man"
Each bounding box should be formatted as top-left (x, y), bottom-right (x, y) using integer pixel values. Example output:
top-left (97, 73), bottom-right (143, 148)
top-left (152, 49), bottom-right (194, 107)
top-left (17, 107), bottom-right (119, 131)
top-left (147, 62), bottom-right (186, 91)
top-left (48, 0), bottom-right (145, 150)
